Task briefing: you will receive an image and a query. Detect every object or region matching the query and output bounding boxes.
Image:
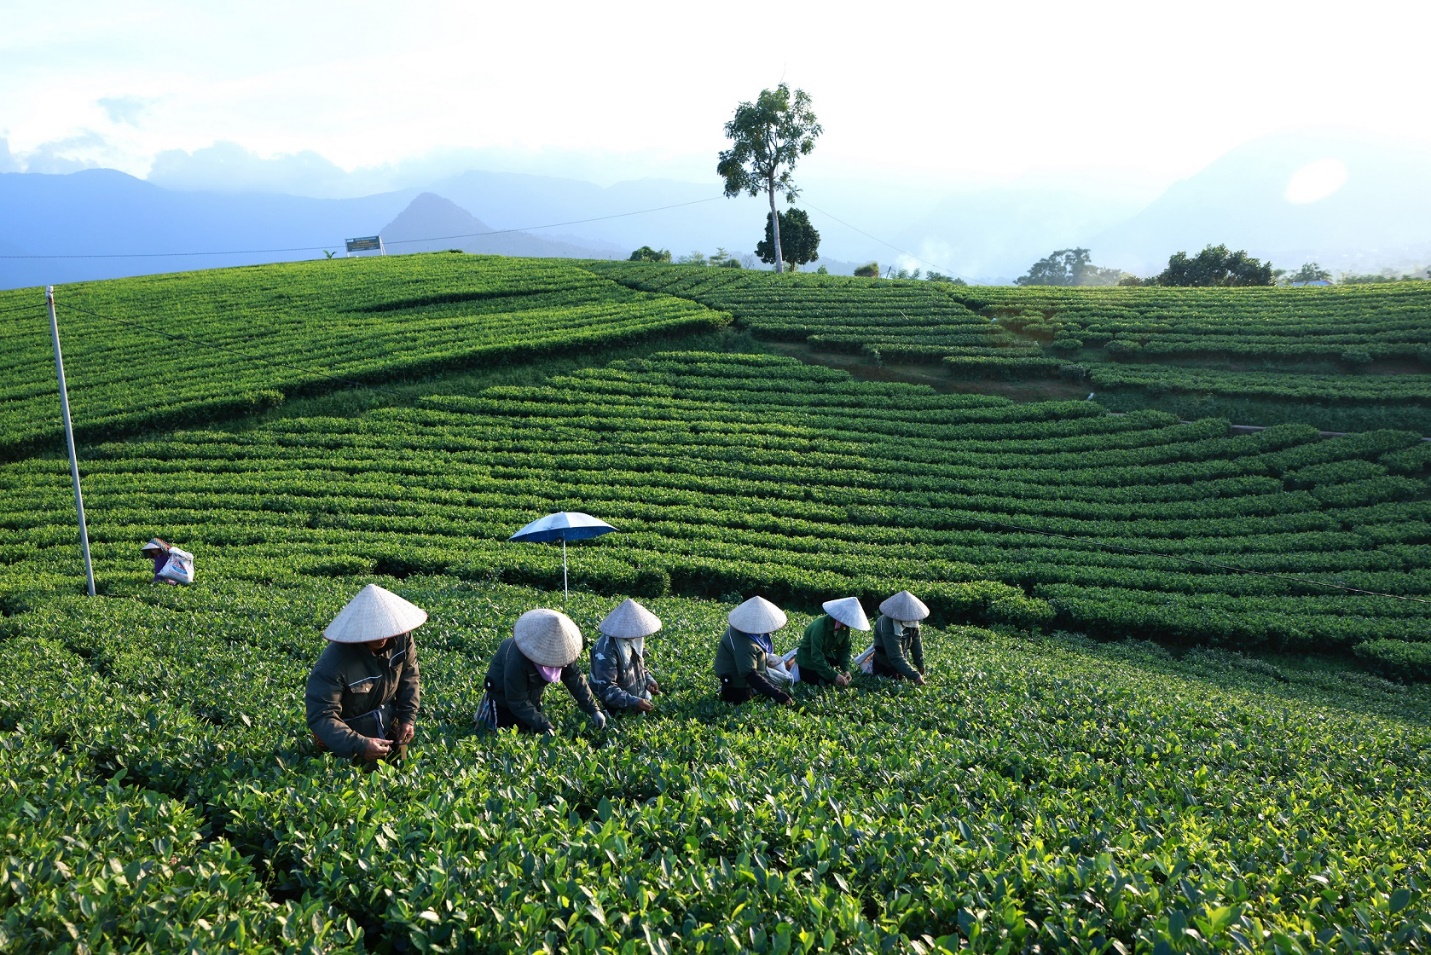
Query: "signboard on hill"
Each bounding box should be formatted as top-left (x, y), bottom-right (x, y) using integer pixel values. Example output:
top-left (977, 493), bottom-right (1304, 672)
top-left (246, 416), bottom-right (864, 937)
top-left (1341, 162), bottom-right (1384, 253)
top-left (345, 236), bottom-right (384, 255)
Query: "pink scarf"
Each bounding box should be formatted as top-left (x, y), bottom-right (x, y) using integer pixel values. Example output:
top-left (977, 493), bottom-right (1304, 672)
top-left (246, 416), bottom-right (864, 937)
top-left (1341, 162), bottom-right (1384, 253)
top-left (537, 664), bottom-right (563, 683)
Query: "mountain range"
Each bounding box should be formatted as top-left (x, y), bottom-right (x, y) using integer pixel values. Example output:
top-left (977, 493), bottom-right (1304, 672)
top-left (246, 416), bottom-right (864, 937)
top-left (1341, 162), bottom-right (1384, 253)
top-left (1, 129), bottom-right (1427, 290)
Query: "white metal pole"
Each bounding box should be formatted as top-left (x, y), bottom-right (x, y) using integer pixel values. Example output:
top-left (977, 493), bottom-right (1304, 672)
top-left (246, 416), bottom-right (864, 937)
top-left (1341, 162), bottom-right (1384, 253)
top-left (562, 538), bottom-right (568, 602)
top-left (47, 286), bottom-right (96, 596)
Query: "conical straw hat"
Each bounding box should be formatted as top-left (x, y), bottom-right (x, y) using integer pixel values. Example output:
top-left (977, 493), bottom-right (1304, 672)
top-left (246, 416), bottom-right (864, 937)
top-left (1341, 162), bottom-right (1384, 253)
top-left (324, 584), bottom-right (428, 644)
top-left (879, 590), bottom-right (930, 623)
top-left (728, 596), bottom-right (787, 634)
top-left (140, 537), bottom-right (169, 555)
top-left (822, 596), bottom-right (871, 631)
top-left (599, 598), bottom-right (662, 639)
top-left (513, 608), bottom-right (583, 667)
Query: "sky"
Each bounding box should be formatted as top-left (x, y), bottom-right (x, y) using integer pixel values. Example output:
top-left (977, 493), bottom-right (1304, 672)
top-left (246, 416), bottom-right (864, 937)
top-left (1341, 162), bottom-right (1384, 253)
top-left (4, 0), bottom-right (1429, 203)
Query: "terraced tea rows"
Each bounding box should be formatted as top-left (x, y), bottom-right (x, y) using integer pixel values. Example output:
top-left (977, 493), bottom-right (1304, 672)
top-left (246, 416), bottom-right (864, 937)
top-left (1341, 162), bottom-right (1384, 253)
top-left (4, 256), bottom-right (1431, 951)
top-left (0, 255), bottom-right (728, 460)
top-left (4, 350), bottom-right (1427, 677)
top-left (4, 577), bottom-right (1429, 953)
top-left (590, 265), bottom-right (1431, 431)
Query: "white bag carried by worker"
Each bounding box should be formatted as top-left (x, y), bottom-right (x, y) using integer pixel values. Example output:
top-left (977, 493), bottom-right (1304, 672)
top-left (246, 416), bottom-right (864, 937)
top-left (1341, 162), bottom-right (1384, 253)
top-left (157, 546), bottom-right (195, 585)
top-left (854, 645), bottom-right (875, 675)
top-left (767, 650), bottom-right (798, 683)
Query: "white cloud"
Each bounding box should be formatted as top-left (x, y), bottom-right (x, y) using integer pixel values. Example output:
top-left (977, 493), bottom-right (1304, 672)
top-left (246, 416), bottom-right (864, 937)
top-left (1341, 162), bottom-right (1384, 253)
top-left (147, 141), bottom-right (354, 195)
top-left (0, 137), bottom-right (20, 173)
top-left (22, 131), bottom-right (111, 173)
top-left (97, 96), bottom-right (155, 126)
top-left (0, 1), bottom-right (1428, 197)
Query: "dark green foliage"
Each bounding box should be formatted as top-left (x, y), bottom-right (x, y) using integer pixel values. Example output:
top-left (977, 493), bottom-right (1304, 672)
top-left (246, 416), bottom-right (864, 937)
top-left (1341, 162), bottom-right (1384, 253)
top-left (717, 83), bottom-right (822, 275)
top-left (756, 208), bottom-right (820, 270)
top-left (1, 580), bottom-right (1428, 951)
top-left (1354, 637), bottom-right (1431, 680)
top-left (2, 255), bottom-right (1431, 950)
top-left (1157, 244), bottom-right (1274, 287)
top-left (924, 271), bottom-right (965, 285)
top-left (1287, 262), bottom-right (1332, 284)
top-left (628, 246), bottom-right (672, 263)
top-left (0, 256), bottom-right (728, 461)
top-left (1015, 248), bottom-right (1123, 287)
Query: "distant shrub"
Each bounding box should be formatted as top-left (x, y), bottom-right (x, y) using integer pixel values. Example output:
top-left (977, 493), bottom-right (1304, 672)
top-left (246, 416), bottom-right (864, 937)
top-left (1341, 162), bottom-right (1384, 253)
top-left (1353, 639), bottom-right (1431, 681)
top-left (629, 246), bottom-right (672, 263)
top-left (1342, 347), bottom-right (1373, 366)
top-left (853, 262), bottom-right (880, 278)
top-left (1104, 340), bottom-right (1142, 361)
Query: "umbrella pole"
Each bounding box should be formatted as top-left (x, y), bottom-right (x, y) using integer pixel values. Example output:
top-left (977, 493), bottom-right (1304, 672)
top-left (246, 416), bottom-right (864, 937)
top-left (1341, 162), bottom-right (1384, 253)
top-left (562, 538), bottom-right (568, 603)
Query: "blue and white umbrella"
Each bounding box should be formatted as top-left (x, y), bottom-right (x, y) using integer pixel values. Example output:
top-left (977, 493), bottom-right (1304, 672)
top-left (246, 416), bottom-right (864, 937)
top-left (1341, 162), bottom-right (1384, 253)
top-left (508, 511), bottom-right (617, 600)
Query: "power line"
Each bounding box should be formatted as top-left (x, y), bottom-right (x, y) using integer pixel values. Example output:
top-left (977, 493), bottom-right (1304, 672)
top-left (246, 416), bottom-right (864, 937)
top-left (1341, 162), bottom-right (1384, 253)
top-left (382, 196), bottom-right (723, 247)
top-left (0, 195), bottom-right (724, 261)
top-left (0, 300), bottom-right (46, 318)
top-left (801, 197), bottom-right (963, 279)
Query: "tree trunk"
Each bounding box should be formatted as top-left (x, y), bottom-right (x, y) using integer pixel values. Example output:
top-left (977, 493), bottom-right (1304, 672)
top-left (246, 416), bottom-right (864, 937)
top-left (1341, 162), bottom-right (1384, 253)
top-left (767, 179), bottom-right (784, 274)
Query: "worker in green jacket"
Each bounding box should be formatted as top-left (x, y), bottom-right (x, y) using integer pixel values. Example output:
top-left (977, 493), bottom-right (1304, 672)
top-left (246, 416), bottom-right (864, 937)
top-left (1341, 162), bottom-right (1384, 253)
top-left (794, 597), bottom-right (871, 687)
top-left (870, 590), bottom-right (930, 685)
top-left (715, 596), bottom-right (794, 705)
top-left (306, 583), bottom-right (426, 762)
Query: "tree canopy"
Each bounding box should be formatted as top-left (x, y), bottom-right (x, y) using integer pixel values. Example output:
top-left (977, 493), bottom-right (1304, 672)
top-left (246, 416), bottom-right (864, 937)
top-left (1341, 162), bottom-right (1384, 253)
top-left (1286, 262), bottom-right (1332, 284)
top-left (1016, 249), bottom-right (1122, 287)
top-left (628, 246), bottom-right (671, 263)
top-left (756, 208), bottom-right (820, 270)
top-left (1156, 245), bottom-right (1273, 287)
top-left (717, 84), bottom-right (822, 274)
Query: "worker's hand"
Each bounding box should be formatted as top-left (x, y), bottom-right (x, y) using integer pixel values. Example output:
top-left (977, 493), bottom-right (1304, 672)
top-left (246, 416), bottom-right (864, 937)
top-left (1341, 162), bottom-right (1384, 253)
top-left (648, 681), bottom-right (661, 695)
top-left (391, 721), bottom-right (415, 745)
top-left (635, 698), bottom-right (655, 713)
top-left (835, 672), bottom-right (851, 687)
top-left (360, 736), bottom-right (393, 760)
top-left (591, 710), bottom-right (608, 730)
top-left (913, 674), bottom-right (927, 686)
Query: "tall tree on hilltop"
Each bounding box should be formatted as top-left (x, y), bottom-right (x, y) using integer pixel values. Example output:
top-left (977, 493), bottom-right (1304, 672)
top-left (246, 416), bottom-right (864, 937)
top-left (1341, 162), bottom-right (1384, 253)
top-left (1015, 248), bottom-right (1125, 286)
top-left (756, 208), bottom-right (820, 271)
top-left (1157, 244), bottom-right (1273, 287)
top-left (717, 84), bottom-right (822, 274)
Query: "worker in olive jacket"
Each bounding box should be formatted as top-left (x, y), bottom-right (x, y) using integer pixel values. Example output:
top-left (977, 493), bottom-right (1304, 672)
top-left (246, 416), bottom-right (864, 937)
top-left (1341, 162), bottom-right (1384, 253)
top-left (475, 608), bottom-right (606, 735)
top-left (306, 584), bottom-right (425, 762)
top-left (794, 597), bottom-right (870, 687)
top-left (871, 590), bottom-right (929, 685)
top-left (589, 598), bottom-right (662, 714)
top-left (715, 596), bottom-right (794, 705)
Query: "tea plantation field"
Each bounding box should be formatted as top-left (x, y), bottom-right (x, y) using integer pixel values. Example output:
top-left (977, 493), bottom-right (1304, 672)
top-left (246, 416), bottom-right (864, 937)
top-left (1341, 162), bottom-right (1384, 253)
top-left (0, 255), bottom-right (727, 461)
top-left (5, 577), bottom-right (1430, 952)
top-left (1, 256), bottom-right (1429, 951)
top-left (591, 265), bottom-right (1431, 435)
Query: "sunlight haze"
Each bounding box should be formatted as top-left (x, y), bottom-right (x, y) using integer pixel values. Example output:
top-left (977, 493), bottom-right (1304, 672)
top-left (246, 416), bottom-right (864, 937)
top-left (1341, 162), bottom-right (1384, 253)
top-left (4, 0), bottom-right (1427, 197)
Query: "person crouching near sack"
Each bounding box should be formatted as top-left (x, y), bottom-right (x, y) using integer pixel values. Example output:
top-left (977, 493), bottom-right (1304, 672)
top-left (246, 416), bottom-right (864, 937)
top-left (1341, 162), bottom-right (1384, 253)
top-left (475, 609), bottom-right (607, 735)
top-left (306, 584), bottom-right (424, 763)
top-left (871, 590), bottom-right (930, 685)
top-left (715, 596), bottom-right (794, 706)
top-left (589, 598), bottom-right (662, 715)
top-left (795, 597), bottom-right (870, 687)
top-left (141, 538), bottom-right (174, 584)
